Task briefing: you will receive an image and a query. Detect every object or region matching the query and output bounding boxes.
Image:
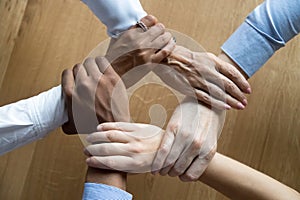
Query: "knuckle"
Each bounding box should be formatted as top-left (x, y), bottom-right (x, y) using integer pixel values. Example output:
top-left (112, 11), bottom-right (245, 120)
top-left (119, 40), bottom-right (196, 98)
top-left (227, 82), bottom-right (236, 91)
top-left (228, 68), bottom-right (237, 78)
top-left (159, 145), bottom-right (169, 155)
top-left (160, 49), bottom-right (169, 57)
top-left (182, 131), bottom-right (191, 140)
top-left (192, 139), bottom-right (203, 150)
top-left (168, 123), bottom-right (179, 134)
top-left (106, 132), bottom-right (116, 141)
top-left (212, 89), bottom-right (223, 99)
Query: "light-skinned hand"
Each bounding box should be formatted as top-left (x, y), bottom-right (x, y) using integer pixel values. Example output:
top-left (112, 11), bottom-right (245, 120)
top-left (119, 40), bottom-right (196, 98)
top-left (156, 46), bottom-right (251, 110)
top-left (151, 97), bottom-right (225, 181)
top-left (85, 122), bottom-right (165, 173)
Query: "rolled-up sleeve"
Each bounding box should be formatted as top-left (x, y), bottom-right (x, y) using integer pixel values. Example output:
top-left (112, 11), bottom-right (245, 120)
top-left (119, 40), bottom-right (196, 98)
top-left (82, 0), bottom-right (147, 37)
top-left (221, 0), bottom-right (300, 77)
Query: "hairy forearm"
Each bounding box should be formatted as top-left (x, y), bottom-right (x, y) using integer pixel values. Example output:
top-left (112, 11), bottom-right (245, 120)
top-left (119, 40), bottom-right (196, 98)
top-left (199, 153), bottom-right (300, 200)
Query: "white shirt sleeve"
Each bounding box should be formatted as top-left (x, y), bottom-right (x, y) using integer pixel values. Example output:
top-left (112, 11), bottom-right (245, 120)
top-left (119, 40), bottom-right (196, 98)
top-left (0, 1), bottom-right (147, 155)
top-left (0, 85), bottom-right (68, 155)
top-left (82, 0), bottom-right (147, 37)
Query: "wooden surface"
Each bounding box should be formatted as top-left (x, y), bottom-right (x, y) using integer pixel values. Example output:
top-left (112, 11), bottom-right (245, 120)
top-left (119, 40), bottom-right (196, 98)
top-left (0, 0), bottom-right (29, 88)
top-left (0, 0), bottom-right (299, 199)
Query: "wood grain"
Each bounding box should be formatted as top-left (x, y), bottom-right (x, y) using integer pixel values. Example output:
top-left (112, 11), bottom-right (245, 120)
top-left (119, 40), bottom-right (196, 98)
top-left (0, 0), bottom-right (28, 89)
top-left (0, 0), bottom-right (299, 199)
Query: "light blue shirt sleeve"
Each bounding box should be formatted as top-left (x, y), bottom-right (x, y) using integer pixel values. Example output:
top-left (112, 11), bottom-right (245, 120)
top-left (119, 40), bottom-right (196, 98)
top-left (82, 0), bottom-right (147, 38)
top-left (221, 0), bottom-right (300, 77)
top-left (83, 183), bottom-right (133, 200)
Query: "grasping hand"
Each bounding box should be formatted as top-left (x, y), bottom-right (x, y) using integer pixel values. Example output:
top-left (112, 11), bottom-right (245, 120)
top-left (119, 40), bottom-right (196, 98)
top-left (85, 122), bottom-right (164, 173)
top-left (152, 97), bottom-right (225, 181)
top-left (156, 46), bottom-right (251, 110)
top-left (61, 57), bottom-right (129, 134)
top-left (106, 16), bottom-right (176, 83)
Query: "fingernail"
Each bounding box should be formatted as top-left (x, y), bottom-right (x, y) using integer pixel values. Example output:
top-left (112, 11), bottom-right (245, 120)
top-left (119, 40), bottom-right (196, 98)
top-left (237, 102), bottom-right (245, 110)
top-left (225, 104), bottom-right (231, 110)
top-left (246, 87), bottom-right (252, 94)
top-left (242, 99), bottom-right (248, 106)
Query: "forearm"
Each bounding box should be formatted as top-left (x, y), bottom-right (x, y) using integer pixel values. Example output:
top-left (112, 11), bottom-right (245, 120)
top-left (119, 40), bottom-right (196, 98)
top-left (86, 167), bottom-right (127, 190)
top-left (199, 153), bottom-right (300, 200)
top-left (83, 167), bottom-right (132, 200)
top-left (0, 85), bottom-right (68, 155)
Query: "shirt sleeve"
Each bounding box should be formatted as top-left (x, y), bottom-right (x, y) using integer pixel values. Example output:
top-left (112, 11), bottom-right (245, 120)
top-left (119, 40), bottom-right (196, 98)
top-left (0, 85), bottom-right (68, 155)
top-left (81, 0), bottom-right (147, 37)
top-left (221, 0), bottom-right (300, 77)
top-left (82, 183), bottom-right (133, 200)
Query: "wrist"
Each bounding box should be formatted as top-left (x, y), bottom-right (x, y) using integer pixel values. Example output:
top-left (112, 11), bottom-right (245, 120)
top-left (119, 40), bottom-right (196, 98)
top-left (86, 167), bottom-right (127, 191)
top-left (218, 52), bottom-right (249, 80)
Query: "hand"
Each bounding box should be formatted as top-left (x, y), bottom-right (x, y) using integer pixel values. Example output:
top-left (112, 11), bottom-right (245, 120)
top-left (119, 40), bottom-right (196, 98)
top-left (85, 122), bottom-right (165, 173)
top-left (106, 21), bottom-right (176, 87)
top-left (61, 57), bottom-right (130, 134)
top-left (156, 46), bottom-right (251, 110)
top-left (151, 97), bottom-right (225, 182)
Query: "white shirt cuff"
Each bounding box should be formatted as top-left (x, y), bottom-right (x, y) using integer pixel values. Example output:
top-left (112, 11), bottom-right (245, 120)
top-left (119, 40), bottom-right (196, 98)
top-left (82, 0), bottom-right (147, 37)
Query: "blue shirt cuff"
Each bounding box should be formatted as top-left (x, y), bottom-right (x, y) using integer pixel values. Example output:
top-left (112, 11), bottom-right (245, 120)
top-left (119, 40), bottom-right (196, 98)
top-left (221, 21), bottom-right (275, 77)
top-left (83, 183), bottom-right (133, 200)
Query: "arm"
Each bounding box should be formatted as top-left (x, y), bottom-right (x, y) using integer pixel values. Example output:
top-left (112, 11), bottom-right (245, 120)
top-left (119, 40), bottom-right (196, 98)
top-left (200, 153), bottom-right (300, 200)
top-left (221, 0), bottom-right (300, 77)
top-left (0, 0), bottom-right (149, 155)
top-left (84, 122), bottom-right (300, 200)
top-left (61, 57), bottom-right (134, 199)
top-left (82, 0), bottom-right (252, 109)
top-left (0, 86), bottom-right (67, 155)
